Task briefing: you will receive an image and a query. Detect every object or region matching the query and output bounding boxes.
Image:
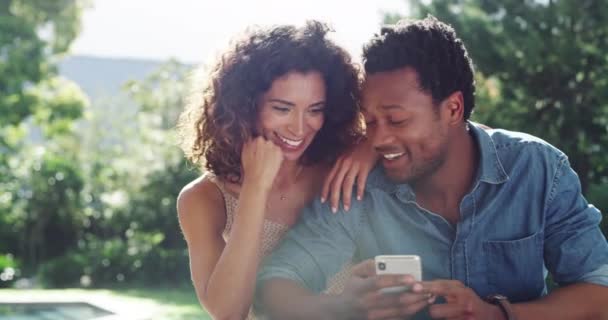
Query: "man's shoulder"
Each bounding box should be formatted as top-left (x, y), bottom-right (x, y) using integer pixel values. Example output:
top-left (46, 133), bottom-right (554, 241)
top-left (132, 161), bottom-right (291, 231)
top-left (296, 165), bottom-right (395, 227)
top-left (486, 128), bottom-right (567, 164)
top-left (365, 165), bottom-right (396, 192)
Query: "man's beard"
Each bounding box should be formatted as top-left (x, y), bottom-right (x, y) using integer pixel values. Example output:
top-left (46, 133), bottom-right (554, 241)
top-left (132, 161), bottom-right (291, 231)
top-left (386, 149), bottom-right (447, 185)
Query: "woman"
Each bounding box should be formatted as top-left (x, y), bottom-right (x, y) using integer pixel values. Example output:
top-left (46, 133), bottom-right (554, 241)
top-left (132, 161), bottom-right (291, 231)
top-left (177, 21), bottom-right (374, 320)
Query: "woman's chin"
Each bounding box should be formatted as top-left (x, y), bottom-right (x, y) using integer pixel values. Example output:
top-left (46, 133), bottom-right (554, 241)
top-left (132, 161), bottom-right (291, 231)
top-left (281, 150), bottom-right (305, 162)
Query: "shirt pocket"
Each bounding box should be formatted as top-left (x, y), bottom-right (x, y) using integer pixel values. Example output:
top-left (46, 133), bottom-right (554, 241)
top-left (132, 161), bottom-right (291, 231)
top-left (482, 231), bottom-right (545, 302)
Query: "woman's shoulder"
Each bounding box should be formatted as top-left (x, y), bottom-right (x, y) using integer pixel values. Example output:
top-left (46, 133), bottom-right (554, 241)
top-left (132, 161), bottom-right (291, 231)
top-left (177, 173), bottom-right (227, 224)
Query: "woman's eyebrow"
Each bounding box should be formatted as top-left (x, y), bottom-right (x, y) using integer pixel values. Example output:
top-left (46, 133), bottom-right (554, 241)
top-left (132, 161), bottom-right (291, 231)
top-left (267, 98), bottom-right (295, 106)
top-left (309, 101), bottom-right (326, 107)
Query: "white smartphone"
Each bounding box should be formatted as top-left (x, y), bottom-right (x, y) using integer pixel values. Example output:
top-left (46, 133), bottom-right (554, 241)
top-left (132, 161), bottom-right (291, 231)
top-left (375, 255), bottom-right (422, 294)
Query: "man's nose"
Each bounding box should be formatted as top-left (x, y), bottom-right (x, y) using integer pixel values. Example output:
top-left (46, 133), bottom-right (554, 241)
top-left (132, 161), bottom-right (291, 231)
top-left (371, 123), bottom-right (394, 150)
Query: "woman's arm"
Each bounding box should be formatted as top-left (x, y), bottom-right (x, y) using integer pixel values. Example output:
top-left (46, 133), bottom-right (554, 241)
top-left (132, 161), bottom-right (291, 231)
top-left (321, 136), bottom-right (378, 212)
top-left (177, 137), bottom-right (283, 320)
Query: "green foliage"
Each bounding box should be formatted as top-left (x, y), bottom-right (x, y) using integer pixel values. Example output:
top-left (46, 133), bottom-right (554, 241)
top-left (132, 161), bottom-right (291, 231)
top-left (0, 254), bottom-right (20, 288)
top-left (399, 0), bottom-right (608, 192)
top-left (37, 249), bottom-right (87, 288)
top-left (34, 61), bottom-right (198, 287)
top-left (0, 0), bottom-right (87, 126)
top-left (0, 0), bottom-right (88, 186)
top-left (38, 233), bottom-right (189, 288)
top-left (0, 2), bottom-right (89, 260)
top-left (30, 77), bottom-right (88, 137)
top-left (588, 183), bottom-right (608, 235)
top-left (12, 150), bottom-right (85, 272)
top-left (2, 0), bottom-right (198, 288)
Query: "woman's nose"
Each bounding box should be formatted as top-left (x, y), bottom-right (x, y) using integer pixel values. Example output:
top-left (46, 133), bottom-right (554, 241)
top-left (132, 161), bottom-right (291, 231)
top-left (287, 112), bottom-right (305, 136)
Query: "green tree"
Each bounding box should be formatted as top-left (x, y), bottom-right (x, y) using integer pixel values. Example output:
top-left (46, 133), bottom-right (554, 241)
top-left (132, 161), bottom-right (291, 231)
top-left (390, 0), bottom-right (608, 192)
top-left (5, 79), bottom-right (89, 276)
top-left (0, 0), bottom-right (88, 283)
top-left (39, 61), bottom-right (199, 287)
top-left (0, 0), bottom-right (88, 157)
top-left (0, 0), bottom-right (89, 207)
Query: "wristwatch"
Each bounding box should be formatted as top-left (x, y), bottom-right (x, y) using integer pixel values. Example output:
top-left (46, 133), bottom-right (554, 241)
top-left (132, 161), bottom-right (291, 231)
top-left (485, 294), bottom-right (517, 320)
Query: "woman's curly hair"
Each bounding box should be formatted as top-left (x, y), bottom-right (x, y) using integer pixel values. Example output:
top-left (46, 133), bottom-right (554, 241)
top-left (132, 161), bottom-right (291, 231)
top-left (178, 20), bottom-right (362, 182)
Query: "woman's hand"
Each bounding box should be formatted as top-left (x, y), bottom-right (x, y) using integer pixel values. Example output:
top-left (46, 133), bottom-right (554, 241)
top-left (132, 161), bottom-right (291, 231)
top-left (321, 138), bottom-right (378, 213)
top-left (241, 137), bottom-right (283, 190)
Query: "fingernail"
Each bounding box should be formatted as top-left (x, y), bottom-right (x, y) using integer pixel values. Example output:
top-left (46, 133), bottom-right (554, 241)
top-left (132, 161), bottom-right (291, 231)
top-left (412, 283), bottom-right (423, 291)
top-left (320, 197), bottom-right (325, 203)
top-left (332, 207), bottom-right (337, 213)
top-left (344, 205), bottom-right (350, 211)
top-left (357, 195), bottom-right (362, 201)
top-left (467, 301), bottom-right (474, 312)
top-left (428, 296), bottom-right (436, 304)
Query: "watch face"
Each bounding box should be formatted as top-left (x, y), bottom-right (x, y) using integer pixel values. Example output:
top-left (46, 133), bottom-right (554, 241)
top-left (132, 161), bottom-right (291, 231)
top-left (486, 294), bottom-right (508, 303)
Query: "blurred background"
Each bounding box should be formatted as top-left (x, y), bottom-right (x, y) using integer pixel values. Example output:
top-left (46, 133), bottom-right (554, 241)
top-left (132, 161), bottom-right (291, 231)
top-left (0, 0), bottom-right (606, 319)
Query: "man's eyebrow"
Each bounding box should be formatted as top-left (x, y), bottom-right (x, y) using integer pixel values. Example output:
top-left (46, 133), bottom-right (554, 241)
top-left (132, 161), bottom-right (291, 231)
top-left (380, 104), bottom-right (404, 111)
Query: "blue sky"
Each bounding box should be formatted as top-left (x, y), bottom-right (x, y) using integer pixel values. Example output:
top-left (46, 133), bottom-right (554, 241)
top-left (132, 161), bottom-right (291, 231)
top-left (70, 0), bottom-right (410, 63)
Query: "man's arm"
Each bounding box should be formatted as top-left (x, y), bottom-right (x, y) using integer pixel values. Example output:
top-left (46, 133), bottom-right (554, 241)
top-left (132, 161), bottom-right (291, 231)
top-left (422, 156), bottom-right (608, 320)
top-left (255, 195), bottom-right (361, 318)
top-left (510, 156), bottom-right (608, 319)
top-left (509, 283), bottom-right (608, 319)
top-left (416, 280), bottom-right (608, 320)
top-left (259, 277), bottom-right (346, 320)
top-left (256, 188), bottom-right (433, 320)
top-left (260, 261), bottom-right (434, 320)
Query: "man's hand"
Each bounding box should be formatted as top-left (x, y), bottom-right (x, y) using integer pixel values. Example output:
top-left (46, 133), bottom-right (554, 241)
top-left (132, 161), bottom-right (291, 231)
top-left (335, 260), bottom-right (434, 320)
top-left (416, 280), bottom-right (504, 320)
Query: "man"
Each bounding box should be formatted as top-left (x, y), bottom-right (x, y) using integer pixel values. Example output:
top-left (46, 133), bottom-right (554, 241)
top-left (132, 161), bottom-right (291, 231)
top-left (256, 16), bottom-right (608, 320)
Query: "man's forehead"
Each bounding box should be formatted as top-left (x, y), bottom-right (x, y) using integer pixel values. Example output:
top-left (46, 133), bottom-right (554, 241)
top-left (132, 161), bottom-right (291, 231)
top-left (361, 103), bottom-right (404, 114)
top-left (363, 67), bottom-right (420, 86)
top-left (363, 69), bottom-right (420, 99)
top-left (361, 68), bottom-right (433, 115)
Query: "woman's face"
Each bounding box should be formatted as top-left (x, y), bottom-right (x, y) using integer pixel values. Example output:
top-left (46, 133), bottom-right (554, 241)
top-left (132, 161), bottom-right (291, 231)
top-left (257, 71), bottom-right (326, 161)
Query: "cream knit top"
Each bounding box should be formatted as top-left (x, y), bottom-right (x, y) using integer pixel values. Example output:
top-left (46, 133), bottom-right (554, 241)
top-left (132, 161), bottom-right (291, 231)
top-left (204, 172), bottom-right (352, 319)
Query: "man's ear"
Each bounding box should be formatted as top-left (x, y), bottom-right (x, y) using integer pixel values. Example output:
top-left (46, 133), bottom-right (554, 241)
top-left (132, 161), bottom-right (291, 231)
top-left (441, 91), bottom-right (464, 125)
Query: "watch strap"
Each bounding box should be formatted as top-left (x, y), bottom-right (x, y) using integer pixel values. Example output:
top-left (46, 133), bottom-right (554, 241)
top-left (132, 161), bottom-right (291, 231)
top-left (485, 294), bottom-right (517, 320)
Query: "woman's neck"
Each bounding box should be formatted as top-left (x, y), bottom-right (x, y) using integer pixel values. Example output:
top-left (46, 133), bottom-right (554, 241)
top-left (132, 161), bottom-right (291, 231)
top-left (274, 160), bottom-right (304, 188)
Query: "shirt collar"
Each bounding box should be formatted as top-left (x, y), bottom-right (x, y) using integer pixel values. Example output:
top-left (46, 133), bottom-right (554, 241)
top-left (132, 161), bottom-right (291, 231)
top-left (468, 121), bottom-right (509, 185)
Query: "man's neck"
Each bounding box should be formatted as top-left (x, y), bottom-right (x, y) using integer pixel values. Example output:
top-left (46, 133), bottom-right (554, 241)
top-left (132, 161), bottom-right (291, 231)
top-left (413, 126), bottom-right (480, 223)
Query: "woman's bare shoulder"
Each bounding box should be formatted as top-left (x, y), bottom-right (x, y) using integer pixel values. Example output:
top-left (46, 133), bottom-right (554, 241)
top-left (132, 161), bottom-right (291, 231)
top-left (177, 174), bottom-right (227, 229)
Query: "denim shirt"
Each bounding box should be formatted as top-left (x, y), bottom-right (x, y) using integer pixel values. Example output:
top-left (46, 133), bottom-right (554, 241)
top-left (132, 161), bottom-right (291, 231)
top-left (258, 123), bottom-right (608, 310)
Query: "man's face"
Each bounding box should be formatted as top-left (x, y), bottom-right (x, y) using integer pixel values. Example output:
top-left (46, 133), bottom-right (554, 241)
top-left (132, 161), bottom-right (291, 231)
top-left (362, 67), bottom-right (450, 184)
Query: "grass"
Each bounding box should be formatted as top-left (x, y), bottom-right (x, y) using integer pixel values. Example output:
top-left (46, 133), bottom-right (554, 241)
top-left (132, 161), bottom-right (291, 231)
top-left (0, 285), bottom-right (210, 320)
top-left (113, 286), bottom-right (210, 320)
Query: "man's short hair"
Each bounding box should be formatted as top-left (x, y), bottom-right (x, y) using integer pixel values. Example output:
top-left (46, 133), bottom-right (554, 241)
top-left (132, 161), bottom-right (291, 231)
top-left (363, 16), bottom-right (476, 120)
